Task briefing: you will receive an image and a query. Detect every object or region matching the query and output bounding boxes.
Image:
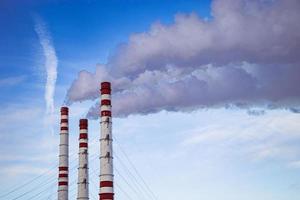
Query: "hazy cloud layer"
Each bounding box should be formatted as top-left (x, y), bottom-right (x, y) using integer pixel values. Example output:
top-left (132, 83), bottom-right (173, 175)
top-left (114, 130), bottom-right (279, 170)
top-left (66, 0), bottom-right (300, 118)
top-left (0, 75), bottom-right (27, 87)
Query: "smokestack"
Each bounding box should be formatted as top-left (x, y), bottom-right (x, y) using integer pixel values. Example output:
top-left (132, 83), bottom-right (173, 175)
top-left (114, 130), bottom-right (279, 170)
top-left (58, 107), bottom-right (69, 200)
top-left (99, 82), bottom-right (114, 200)
top-left (77, 119), bottom-right (89, 200)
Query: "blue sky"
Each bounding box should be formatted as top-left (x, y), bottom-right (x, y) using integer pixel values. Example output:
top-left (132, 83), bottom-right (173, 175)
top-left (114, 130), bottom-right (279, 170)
top-left (1, 0), bottom-right (300, 200)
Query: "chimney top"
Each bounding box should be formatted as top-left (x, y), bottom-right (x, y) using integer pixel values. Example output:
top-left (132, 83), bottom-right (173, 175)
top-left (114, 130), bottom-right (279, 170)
top-left (101, 82), bottom-right (111, 89)
top-left (79, 119), bottom-right (88, 129)
top-left (61, 107), bottom-right (69, 114)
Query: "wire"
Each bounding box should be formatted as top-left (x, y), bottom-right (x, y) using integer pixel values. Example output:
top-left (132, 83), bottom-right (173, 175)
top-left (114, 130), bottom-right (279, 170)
top-left (88, 169), bottom-right (99, 200)
top-left (23, 182), bottom-right (57, 200)
top-left (115, 153), bottom-right (154, 200)
top-left (115, 182), bottom-right (134, 200)
top-left (44, 154), bottom-right (97, 200)
top-left (1, 135), bottom-right (99, 200)
top-left (7, 155), bottom-right (91, 200)
top-left (0, 131), bottom-right (92, 198)
top-left (0, 164), bottom-right (57, 198)
top-left (9, 176), bottom-right (57, 200)
top-left (115, 167), bottom-right (144, 199)
top-left (1, 131), bottom-right (158, 200)
top-left (114, 136), bottom-right (159, 200)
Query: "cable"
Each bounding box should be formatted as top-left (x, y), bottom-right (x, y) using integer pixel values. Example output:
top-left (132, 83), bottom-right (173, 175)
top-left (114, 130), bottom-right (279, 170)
top-left (23, 182), bottom-right (57, 200)
top-left (115, 182), bottom-right (134, 200)
top-left (1, 131), bottom-right (158, 200)
top-left (0, 132), bottom-right (94, 198)
top-left (0, 163), bottom-right (57, 198)
top-left (114, 136), bottom-right (159, 200)
top-left (9, 175), bottom-right (57, 200)
top-left (34, 151), bottom-right (99, 200)
top-left (88, 169), bottom-right (99, 200)
top-left (7, 157), bottom-right (81, 200)
top-left (1, 135), bottom-right (99, 200)
top-left (115, 152), bottom-right (154, 200)
top-left (115, 167), bottom-right (144, 199)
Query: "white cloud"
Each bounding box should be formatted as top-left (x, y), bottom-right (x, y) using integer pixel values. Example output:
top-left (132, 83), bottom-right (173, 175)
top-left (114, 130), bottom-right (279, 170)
top-left (66, 0), bottom-right (300, 118)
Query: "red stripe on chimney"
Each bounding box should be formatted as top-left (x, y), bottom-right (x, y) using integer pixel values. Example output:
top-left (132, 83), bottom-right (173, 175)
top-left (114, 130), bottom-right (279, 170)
top-left (61, 119), bottom-right (68, 123)
top-left (99, 193), bottom-right (114, 200)
top-left (58, 181), bottom-right (68, 186)
top-left (100, 181), bottom-right (113, 187)
top-left (101, 88), bottom-right (111, 94)
top-left (101, 111), bottom-right (111, 117)
top-left (59, 174), bottom-right (68, 178)
top-left (101, 99), bottom-right (111, 105)
top-left (79, 142), bottom-right (88, 148)
top-left (59, 167), bottom-right (68, 171)
top-left (79, 133), bottom-right (88, 139)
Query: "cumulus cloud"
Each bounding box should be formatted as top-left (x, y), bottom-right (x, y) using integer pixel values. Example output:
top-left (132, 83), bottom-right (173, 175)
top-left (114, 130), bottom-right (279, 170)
top-left (34, 16), bottom-right (58, 129)
top-left (66, 0), bottom-right (300, 118)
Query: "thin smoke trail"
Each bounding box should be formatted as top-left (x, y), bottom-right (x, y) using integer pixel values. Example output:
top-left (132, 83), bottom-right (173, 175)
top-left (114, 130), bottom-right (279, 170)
top-left (34, 16), bottom-right (58, 134)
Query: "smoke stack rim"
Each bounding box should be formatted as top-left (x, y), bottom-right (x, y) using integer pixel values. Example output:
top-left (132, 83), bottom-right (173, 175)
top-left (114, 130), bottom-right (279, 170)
top-left (100, 82), bottom-right (111, 95)
top-left (61, 106), bottom-right (69, 114)
top-left (101, 82), bottom-right (111, 89)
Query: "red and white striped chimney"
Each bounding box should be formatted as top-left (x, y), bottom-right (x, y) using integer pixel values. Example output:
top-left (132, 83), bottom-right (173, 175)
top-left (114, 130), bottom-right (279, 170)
top-left (77, 119), bottom-right (89, 200)
top-left (58, 107), bottom-right (69, 200)
top-left (99, 82), bottom-right (114, 200)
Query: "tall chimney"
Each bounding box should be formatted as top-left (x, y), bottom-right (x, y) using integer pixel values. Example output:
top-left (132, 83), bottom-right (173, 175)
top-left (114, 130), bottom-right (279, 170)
top-left (58, 107), bottom-right (69, 200)
top-left (77, 119), bottom-right (89, 200)
top-left (99, 82), bottom-right (114, 200)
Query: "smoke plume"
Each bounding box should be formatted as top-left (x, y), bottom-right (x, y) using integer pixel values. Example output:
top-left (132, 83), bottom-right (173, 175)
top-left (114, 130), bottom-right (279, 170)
top-left (66, 0), bottom-right (300, 118)
top-left (35, 17), bottom-right (58, 126)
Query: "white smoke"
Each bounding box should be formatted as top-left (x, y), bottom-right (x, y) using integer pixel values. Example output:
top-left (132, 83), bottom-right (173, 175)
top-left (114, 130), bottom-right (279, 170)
top-left (66, 0), bottom-right (300, 118)
top-left (34, 16), bottom-right (58, 129)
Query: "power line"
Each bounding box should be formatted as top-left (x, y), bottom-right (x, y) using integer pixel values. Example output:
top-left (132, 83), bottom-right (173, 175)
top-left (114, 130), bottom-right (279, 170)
top-left (6, 146), bottom-right (99, 200)
top-left (115, 182), bottom-right (134, 200)
top-left (1, 135), bottom-right (100, 200)
top-left (9, 175), bottom-right (57, 200)
top-left (1, 132), bottom-right (158, 200)
top-left (114, 136), bottom-right (159, 200)
top-left (89, 166), bottom-right (100, 200)
top-left (115, 167), bottom-right (144, 199)
top-left (23, 182), bottom-right (57, 200)
top-left (0, 164), bottom-right (57, 199)
top-left (115, 153), bottom-right (154, 200)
